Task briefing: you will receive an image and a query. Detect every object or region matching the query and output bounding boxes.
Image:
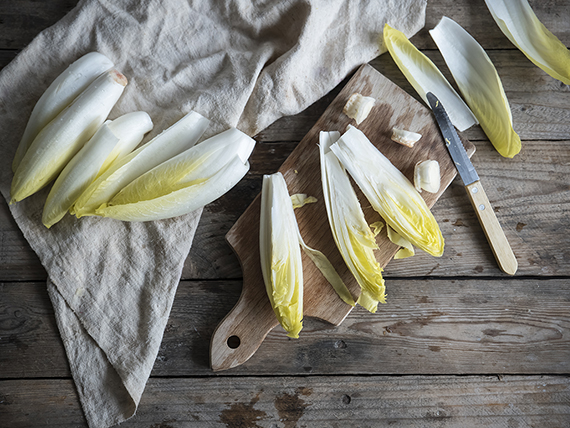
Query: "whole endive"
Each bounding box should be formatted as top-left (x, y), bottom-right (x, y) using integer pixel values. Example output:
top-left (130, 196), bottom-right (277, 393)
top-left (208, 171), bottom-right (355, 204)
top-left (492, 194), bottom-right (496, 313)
top-left (95, 127), bottom-right (255, 222)
top-left (11, 69), bottom-right (127, 203)
top-left (42, 112), bottom-right (153, 228)
top-left (12, 52), bottom-right (114, 172)
top-left (73, 111), bottom-right (209, 217)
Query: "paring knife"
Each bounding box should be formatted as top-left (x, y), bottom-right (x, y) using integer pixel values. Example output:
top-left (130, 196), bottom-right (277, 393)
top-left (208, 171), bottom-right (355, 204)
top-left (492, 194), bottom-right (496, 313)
top-left (427, 92), bottom-right (517, 275)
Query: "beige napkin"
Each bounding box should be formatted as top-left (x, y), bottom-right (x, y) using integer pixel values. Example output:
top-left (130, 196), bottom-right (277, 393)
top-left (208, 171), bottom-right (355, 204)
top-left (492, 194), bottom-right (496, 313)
top-left (0, 0), bottom-right (426, 426)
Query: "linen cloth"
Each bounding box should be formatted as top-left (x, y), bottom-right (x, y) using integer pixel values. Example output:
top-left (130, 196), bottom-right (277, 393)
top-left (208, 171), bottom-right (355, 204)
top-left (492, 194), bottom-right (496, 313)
top-left (0, 0), bottom-right (426, 426)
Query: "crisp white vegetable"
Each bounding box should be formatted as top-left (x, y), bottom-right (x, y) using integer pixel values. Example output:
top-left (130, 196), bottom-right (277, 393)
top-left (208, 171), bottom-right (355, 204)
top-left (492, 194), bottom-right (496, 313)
top-left (260, 172), bottom-right (304, 338)
top-left (343, 93), bottom-right (375, 124)
top-left (73, 111), bottom-right (209, 217)
top-left (414, 159), bottom-right (440, 193)
top-left (484, 0), bottom-right (570, 85)
top-left (98, 111), bottom-right (154, 175)
top-left (13, 52), bottom-right (114, 172)
top-left (10, 69), bottom-right (127, 203)
top-left (391, 128), bottom-right (422, 148)
top-left (320, 131), bottom-right (384, 313)
top-left (330, 126), bottom-right (444, 257)
top-left (44, 112), bottom-right (154, 227)
top-left (383, 24), bottom-right (477, 132)
top-left (430, 17), bottom-right (521, 158)
top-left (42, 124), bottom-right (119, 228)
top-left (290, 194), bottom-right (317, 209)
top-left (259, 172), bottom-right (352, 338)
top-left (95, 127), bottom-right (255, 222)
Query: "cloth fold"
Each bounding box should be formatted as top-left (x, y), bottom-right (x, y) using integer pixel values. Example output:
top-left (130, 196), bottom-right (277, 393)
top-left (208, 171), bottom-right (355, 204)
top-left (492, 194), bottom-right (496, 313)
top-left (0, 0), bottom-right (426, 426)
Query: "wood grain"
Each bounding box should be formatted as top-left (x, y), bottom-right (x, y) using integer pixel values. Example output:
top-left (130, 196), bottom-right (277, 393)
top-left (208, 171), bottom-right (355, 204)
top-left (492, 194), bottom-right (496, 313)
top-left (2, 375), bottom-right (569, 427)
top-left (210, 64), bottom-right (475, 371)
top-left (4, 277), bottom-right (568, 378)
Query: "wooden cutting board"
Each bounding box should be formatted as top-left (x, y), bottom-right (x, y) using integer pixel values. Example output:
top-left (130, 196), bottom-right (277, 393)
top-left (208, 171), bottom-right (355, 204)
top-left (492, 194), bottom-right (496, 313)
top-left (210, 64), bottom-right (475, 371)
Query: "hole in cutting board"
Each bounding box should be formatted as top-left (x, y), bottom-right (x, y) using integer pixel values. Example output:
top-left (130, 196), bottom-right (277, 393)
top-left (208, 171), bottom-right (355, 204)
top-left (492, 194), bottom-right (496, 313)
top-left (227, 335), bottom-right (241, 349)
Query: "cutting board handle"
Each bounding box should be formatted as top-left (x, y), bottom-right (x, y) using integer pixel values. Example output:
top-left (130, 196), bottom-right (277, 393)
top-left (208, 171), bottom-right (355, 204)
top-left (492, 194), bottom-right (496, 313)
top-left (210, 277), bottom-right (278, 371)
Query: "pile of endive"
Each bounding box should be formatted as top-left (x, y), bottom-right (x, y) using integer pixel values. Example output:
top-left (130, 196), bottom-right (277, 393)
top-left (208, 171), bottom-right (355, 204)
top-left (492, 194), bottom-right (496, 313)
top-left (260, 127), bottom-right (444, 338)
top-left (10, 52), bottom-right (255, 228)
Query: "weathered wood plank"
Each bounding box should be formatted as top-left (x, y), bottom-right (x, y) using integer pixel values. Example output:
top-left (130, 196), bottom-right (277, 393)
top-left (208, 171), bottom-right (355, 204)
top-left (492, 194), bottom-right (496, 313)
top-left (0, 0), bottom-right (78, 49)
top-left (1, 0), bottom-right (568, 51)
top-left (2, 136), bottom-right (569, 281)
top-left (2, 375), bottom-right (569, 427)
top-left (2, 278), bottom-right (568, 378)
top-left (257, 50), bottom-right (570, 143)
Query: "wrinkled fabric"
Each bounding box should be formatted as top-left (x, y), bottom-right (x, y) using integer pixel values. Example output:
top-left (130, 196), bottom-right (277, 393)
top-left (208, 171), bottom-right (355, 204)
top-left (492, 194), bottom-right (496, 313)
top-left (0, 0), bottom-right (426, 426)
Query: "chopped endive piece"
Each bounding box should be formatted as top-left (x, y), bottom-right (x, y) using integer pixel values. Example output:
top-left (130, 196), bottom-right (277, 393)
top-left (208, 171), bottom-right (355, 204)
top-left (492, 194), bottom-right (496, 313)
top-left (343, 93), bottom-right (375, 125)
top-left (386, 226), bottom-right (415, 259)
top-left (484, 0), bottom-right (570, 85)
top-left (291, 194), bottom-right (317, 209)
top-left (10, 69), bottom-right (127, 203)
top-left (429, 17), bottom-right (521, 158)
top-left (73, 111), bottom-right (209, 217)
top-left (95, 127), bottom-right (255, 222)
top-left (414, 159), bottom-right (440, 193)
top-left (42, 124), bottom-right (119, 228)
top-left (320, 131), bottom-right (385, 313)
top-left (260, 172), bottom-right (354, 338)
top-left (330, 125), bottom-right (444, 257)
top-left (391, 128), bottom-right (422, 148)
top-left (383, 24), bottom-right (478, 132)
top-left (12, 52), bottom-right (114, 173)
top-left (370, 221), bottom-right (384, 237)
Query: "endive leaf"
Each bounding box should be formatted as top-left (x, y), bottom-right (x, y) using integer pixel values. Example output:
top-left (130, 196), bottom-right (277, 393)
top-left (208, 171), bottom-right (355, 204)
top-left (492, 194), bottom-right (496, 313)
top-left (383, 24), bottom-right (478, 132)
top-left (320, 131), bottom-right (384, 313)
top-left (330, 126), bottom-right (444, 257)
top-left (484, 0), bottom-right (570, 85)
top-left (260, 173), bottom-right (304, 338)
top-left (73, 111), bottom-right (209, 217)
top-left (96, 127), bottom-right (255, 222)
top-left (429, 17), bottom-right (522, 158)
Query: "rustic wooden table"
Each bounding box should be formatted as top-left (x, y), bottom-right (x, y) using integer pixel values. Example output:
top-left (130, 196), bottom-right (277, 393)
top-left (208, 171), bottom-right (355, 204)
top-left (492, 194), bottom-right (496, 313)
top-left (1, 1), bottom-right (569, 426)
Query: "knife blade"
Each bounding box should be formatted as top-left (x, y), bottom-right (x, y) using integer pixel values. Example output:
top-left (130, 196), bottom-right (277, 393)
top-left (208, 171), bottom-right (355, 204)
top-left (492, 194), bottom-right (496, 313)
top-left (427, 92), bottom-right (517, 275)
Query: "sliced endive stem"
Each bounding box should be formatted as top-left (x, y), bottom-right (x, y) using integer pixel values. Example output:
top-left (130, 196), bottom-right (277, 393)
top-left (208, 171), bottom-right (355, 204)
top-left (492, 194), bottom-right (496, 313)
top-left (485, 0), bottom-right (570, 85)
top-left (320, 131), bottom-right (384, 313)
top-left (330, 126), bottom-right (444, 257)
top-left (260, 173), bottom-right (304, 339)
top-left (45, 112), bottom-right (154, 227)
top-left (429, 17), bottom-right (521, 158)
top-left (383, 24), bottom-right (477, 132)
top-left (260, 172), bottom-right (352, 338)
top-left (12, 52), bottom-right (114, 172)
top-left (95, 127), bottom-right (255, 222)
top-left (42, 124), bottom-right (119, 228)
top-left (73, 111), bottom-right (209, 217)
top-left (10, 69), bottom-right (127, 203)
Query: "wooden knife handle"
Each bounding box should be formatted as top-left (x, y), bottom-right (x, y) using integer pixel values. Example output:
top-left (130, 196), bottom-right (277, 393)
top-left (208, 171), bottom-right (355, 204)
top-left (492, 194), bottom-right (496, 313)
top-left (465, 181), bottom-right (517, 275)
